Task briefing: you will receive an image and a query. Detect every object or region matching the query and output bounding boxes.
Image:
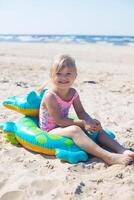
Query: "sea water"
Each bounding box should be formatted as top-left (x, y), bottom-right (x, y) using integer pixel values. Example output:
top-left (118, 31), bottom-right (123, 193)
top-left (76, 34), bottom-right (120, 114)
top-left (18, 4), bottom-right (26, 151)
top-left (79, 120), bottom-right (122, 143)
top-left (0, 34), bottom-right (134, 45)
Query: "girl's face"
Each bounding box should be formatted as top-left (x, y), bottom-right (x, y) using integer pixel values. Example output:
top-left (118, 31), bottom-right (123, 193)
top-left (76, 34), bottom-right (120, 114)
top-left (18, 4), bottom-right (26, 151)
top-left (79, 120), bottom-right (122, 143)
top-left (51, 66), bottom-right (77, 89)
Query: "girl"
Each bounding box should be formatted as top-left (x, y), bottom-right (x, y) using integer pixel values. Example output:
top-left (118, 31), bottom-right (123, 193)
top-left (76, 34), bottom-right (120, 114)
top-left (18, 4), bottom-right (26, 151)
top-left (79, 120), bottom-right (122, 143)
top-left (39, 54), bottom-right (134, 165)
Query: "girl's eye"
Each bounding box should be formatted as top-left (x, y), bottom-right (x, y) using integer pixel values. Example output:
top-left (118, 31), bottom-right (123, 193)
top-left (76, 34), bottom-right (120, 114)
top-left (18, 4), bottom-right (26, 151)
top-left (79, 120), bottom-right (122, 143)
top-left (56, 72), bottom-right (61, 76)
top-left (66, 73), bottom-right (71, 76)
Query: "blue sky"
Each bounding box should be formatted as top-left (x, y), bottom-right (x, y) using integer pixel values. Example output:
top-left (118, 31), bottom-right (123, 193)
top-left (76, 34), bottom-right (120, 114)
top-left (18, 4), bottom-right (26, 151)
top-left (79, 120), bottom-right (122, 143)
top-left (0, 0), bottom-right (134, 35)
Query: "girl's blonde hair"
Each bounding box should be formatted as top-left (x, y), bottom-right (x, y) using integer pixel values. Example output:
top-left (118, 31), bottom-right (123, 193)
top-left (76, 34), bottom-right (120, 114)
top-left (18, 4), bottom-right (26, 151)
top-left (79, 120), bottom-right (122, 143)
top-left (50, 54), bottom-right (77, 77)
top-left (38, 54), bottom-right (77, 92)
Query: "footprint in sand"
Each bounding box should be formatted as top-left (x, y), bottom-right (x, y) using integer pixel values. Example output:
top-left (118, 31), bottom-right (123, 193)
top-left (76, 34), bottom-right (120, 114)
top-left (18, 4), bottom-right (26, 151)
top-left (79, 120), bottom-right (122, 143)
top-left (30, 178), bottom-right (57, 193)
top-left (0, 191), bottom-right (24, 200)
top-left (0, 178), bottom-right (8, 190)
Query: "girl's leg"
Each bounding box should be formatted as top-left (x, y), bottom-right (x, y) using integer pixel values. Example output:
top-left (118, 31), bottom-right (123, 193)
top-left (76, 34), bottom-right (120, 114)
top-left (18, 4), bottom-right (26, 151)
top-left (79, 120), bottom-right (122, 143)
top-left (49, 125), bottom-right (132, 165)
top-left (97, 130), bottom-right (134, 157)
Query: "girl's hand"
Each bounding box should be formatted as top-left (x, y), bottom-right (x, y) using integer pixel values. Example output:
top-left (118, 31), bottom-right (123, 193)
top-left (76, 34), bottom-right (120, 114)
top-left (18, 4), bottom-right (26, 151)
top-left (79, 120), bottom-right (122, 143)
top-left (84, 119), bottom-right (102, 134)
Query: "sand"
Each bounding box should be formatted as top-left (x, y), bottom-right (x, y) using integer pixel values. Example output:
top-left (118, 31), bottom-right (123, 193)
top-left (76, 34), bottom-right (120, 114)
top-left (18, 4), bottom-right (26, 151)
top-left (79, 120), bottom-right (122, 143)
top-left (0, 42), bottom-right (134, 200)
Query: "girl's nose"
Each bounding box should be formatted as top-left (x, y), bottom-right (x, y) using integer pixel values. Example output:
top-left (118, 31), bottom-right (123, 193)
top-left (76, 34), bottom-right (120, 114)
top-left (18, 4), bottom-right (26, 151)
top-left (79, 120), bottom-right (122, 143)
top-left (61, 74), bottom-right (67, 79)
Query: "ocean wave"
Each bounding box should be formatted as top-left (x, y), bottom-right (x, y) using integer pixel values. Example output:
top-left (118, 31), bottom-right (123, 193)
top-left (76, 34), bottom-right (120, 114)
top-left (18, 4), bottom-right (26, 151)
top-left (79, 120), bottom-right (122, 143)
top-left (0, 34), bottom-right (134, 45)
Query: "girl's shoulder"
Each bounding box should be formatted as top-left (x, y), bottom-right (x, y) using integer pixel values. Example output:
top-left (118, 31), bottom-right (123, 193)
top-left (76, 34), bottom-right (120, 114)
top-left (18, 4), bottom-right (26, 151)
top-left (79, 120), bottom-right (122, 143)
top-left (70, 87), bottom-right (78, 95)
top-left (41, 89), bottom-right (56, 104)
top-left (69, 88), bottom-right (79, 101)
top-left (44, 89), bottom-right (56, 99)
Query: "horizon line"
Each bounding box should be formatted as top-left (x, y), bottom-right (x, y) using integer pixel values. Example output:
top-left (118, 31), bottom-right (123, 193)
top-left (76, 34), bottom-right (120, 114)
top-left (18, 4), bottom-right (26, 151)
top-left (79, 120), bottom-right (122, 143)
top-left (0, 33), bottom-right (134, 37)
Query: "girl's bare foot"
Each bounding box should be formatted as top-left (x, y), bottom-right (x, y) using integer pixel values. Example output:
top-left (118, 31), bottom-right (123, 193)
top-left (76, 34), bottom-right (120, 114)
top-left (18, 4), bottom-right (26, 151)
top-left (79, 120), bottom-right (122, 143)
top-left (103, 153), bottom-right (132, 166)
top-left (122, 149), bottom-right (134, 158)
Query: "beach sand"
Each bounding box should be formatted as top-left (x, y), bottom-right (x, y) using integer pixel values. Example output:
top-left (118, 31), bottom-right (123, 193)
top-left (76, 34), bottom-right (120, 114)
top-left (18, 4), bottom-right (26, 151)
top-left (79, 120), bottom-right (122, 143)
top-left (0, 42), bottom-right (134, 200)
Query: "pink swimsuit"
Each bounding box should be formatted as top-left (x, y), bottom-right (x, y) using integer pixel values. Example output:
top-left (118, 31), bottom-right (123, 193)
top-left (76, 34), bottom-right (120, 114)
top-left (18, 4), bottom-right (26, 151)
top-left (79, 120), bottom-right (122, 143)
top-left (39, 90), bottom-right (79, 132)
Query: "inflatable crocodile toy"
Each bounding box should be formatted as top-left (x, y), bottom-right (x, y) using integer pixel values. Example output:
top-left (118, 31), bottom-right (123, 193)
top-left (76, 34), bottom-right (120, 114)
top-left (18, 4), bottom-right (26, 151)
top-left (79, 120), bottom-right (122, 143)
top-left (0, 89), bottom-right (115, 163)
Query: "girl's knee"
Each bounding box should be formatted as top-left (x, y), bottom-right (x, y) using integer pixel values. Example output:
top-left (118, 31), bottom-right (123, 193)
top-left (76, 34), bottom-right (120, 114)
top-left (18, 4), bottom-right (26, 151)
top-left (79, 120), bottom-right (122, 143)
top-left (70, 125), bottom-right (83, 137)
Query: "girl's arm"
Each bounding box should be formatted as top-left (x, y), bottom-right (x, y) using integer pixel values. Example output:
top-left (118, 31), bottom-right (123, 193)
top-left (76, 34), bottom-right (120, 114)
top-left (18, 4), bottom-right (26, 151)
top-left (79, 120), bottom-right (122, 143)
top-left (73, 95), bottom-right (93, 121)
top-left (43, 92), bottom-right (85, 128)
top-left (73, 95), bottom-right (102, 132)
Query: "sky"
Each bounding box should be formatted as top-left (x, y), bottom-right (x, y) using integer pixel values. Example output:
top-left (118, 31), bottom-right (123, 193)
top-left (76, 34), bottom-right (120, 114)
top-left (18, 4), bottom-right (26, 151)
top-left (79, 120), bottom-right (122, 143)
top-left (0, 0), bottom-right (134, 36)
